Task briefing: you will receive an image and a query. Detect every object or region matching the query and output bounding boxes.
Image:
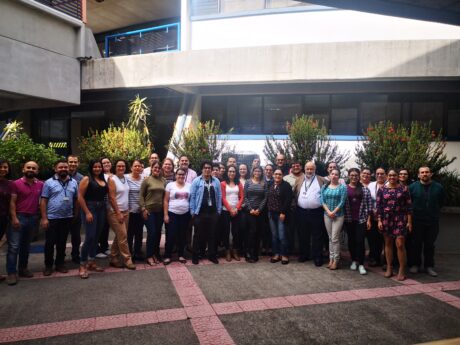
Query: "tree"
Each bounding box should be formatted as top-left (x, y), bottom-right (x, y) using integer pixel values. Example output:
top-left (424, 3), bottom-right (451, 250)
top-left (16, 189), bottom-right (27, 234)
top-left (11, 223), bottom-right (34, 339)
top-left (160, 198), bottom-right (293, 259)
top-left (168, 120), bottom-right (231, 171)
top-left (127, 94), bottom-right (153, 148)
top-left (264, 115), bottom-right (349, 175)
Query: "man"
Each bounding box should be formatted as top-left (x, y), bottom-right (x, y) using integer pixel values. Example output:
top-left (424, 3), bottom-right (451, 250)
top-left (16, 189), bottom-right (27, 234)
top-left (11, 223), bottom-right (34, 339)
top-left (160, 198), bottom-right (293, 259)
top-left (40, 160), bottom-right (79, 276)
top-left (143, 152), bottom-right (160, 177)
top-left (179, 155), bottom-right (197, 184)
top-left (275, 153), bottom-right (290, 176)
top-left (294, 161), bottom-right (325, 266)
top-left (67, 155), bottom-right (84, 264)
top-left (227, 156), bottom-right (237, 167)
top-left (7, 161), bottom-right (44, 285)
top-left (409, 166), bottom-right (445, 277)
top-left (252, 157), bottom-right (260, 171)
top-left (189, 160), bottom-right (222, 265)
top-left (211, 162), bottom-right (222, 180)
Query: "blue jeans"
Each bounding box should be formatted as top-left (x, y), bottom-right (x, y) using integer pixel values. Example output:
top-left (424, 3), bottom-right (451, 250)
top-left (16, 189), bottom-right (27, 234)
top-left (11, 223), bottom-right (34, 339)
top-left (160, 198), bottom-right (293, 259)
top-left (7, 214), bottom-right (38, 274)
top-left (165, 212), bottom-right (191, 258)
top-left (269, 211), bottom-right (289, 256)
top-left (80, 201), bottom-right (106, 264)
top-left (145, 211), bottom-right (163, 258)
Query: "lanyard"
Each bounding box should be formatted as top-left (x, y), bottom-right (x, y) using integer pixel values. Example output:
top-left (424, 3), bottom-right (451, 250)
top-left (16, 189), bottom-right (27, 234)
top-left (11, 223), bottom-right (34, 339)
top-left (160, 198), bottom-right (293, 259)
top-left (58, 178), bottom-right (70, 197)
top-left (303, 175), bottom-right (316, 195)
top-left (204, 179), bottom-right (213, 206)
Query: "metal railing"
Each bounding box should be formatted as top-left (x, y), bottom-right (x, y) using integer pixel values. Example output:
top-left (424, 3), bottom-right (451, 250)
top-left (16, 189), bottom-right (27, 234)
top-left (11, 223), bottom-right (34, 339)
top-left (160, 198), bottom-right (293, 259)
top-left (34, 0), bottom-right (86, 21)
top-left (104, 23), bottom-right (181, 58)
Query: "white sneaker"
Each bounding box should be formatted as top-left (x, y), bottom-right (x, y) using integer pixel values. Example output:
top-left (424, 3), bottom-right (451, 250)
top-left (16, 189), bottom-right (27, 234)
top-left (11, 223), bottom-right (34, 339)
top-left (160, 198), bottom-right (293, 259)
top-left (96, 253), bottom-right (107, 259)
top-left (350, 261), bottom-right (357, 271)
top-left (358, 265), bottom-right (367, 275)
top-left (426, 267), bottom-right (438, 277)
top-left (104, 250), bottom-right (111, 256)
top-left (409, 266), bottom-right (419, 274)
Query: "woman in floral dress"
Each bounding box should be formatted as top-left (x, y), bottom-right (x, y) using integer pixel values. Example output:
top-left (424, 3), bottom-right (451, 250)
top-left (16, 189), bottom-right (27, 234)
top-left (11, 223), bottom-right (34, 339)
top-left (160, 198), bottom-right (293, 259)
top-left (377, 168), bottom-right (412, 281)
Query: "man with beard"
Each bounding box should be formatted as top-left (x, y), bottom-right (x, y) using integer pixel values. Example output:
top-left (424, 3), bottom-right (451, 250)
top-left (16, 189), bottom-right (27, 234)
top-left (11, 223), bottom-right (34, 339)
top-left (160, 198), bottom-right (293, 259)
top-left (143, 152), bottom-right (160, 178)
top-left (67, 155), bottom-right (84, 264)
top-left (7, 161), bottom-right (44, 285)
top-left (179, 155), bottom-right (197, 184)
top-left (40, 160), bottom-right (79, 276)
top-left (275, 153), bottom-right (290, 176)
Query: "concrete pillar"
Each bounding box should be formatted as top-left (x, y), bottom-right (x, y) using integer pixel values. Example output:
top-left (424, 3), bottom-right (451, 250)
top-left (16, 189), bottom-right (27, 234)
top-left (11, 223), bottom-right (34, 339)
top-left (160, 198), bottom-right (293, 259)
top-left (180, 0), bottom-right (191, 51)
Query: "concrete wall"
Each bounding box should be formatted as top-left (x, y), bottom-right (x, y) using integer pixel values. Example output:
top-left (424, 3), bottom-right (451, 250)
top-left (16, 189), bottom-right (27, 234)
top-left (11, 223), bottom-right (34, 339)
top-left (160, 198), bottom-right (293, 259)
top-left (190, 9), bottom-right (460, 50)
top-left (82, 39), bottom-right (460, 90)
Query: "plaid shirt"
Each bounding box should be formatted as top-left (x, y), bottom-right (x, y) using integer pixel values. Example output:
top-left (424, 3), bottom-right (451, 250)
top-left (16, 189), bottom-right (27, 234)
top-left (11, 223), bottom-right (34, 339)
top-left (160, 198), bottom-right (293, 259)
top-left (344, 186), bottom-right (372, 224)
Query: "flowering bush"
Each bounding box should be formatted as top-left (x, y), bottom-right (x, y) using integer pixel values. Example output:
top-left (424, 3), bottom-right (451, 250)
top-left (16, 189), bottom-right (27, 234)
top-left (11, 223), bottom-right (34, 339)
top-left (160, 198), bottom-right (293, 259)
top-left (264, 115), bottom-right (349, 175)
top-left (168, 120), bottom-right (231, 171)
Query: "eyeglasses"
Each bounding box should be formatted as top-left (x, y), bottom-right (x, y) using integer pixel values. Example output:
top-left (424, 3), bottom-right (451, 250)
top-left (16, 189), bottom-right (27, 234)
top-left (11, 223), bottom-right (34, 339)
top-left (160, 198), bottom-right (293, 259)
top-left (399, 173), bottom-right (408, 175)
top-left (376, 173), bottom-right (386, 176)
top-left (176, 173), bottom-right (185, 176)
top-left (203, 167), bottom-right (212, 170)
top-left (274, 173), bottom-right (283, 176)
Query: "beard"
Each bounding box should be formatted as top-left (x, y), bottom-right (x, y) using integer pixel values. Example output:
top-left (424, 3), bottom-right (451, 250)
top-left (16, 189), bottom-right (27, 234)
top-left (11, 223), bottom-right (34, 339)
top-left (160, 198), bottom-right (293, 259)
top-left (58, 171), bottom-right (69, 178)
top-left (24, 171), bottom-right (36, 179)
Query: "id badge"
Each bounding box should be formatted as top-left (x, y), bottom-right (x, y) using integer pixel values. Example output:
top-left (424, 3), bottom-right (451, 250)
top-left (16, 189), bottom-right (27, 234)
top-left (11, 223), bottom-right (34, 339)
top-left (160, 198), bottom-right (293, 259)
top-left (63, 196), bottom-right (70, 202)
top-left (208, 197), bottom-right (212, 207)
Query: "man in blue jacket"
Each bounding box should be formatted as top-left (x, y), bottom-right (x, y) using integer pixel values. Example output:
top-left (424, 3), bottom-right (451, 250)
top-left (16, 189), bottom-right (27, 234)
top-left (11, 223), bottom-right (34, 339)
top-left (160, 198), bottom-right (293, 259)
top-left (409, 166), bottom-right (445, 277)
top-left (190, 160), bottom-right (222, 265)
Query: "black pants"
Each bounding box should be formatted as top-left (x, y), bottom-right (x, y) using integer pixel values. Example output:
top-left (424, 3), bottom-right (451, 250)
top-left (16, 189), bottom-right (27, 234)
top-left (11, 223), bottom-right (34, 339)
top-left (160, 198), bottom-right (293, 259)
top-left (192, 212), bottom-right (218, 258)
top-left (239, 211), bottom-right (249, 255)
top-left (70, 217), bottom-right (81, 261)
top-left (247, 213), bottom-right (264, 259)
top-left (409, 219), bottom-right (439, 268)
top-left (45, 218), bottom-right (72, 268)
top-left (97, 220), bottom-right (110, 254)
top-left (165, 212), bottom-right (191, 258)
top-left (261, 210), bottom-right (271, 252)
top-left (221, 211), bottom-right (241, 250)
top-left (296, 207), bottom-right (324, 262)
top-left (128, 212), bottom-right (144, 257)
top-left (367, 220), bottom-right (383, 264)
top-left (346, 221), bottom-right (366, 265)
top-left (0, 215), bottom-right (8, 241)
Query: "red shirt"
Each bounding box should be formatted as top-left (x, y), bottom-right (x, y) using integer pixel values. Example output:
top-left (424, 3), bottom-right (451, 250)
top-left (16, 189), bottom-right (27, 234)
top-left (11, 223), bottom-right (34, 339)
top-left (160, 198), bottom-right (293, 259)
top-left (11, 177), bottom-right (44, 215)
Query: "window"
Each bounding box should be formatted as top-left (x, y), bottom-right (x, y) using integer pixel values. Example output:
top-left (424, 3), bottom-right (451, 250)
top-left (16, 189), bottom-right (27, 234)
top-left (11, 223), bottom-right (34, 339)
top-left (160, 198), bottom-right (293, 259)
top-left (191, 0), bottom-right (219, 16)
top-left (412, 102), bottom-right (443, 132)
top-left (264, 95), bottom-right (301, 134)
top-left (266, 0), bottom-right (311, 9)
top-left (304, 95), bottom-right (330, 129)
top-left (360, 95), bottom-right (401, 133)
top-left (221, 0), bottom-right (265, 13)
top-left (191, 0), bottom-right (311, 16)
top-left (229, 96), bottom-right (263, 134)
top-left (447, 109), bottom-right (460, 138)
top-left (331, 95), bottom-right (358, 135)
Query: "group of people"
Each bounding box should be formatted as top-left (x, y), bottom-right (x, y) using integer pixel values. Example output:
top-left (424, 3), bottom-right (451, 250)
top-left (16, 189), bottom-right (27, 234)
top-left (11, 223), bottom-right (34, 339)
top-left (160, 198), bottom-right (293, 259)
top-left (0, 152), bottom-right (444, 285)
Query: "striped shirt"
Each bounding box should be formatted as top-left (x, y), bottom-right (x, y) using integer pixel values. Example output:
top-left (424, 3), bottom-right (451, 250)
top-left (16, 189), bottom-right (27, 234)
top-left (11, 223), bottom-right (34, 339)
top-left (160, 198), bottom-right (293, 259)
top-left (126, 174), bottom-right (142, 213)
top-left (244, 179), bottom-right (267, 211)
top-left (320, 183), bottom-right (347, 217)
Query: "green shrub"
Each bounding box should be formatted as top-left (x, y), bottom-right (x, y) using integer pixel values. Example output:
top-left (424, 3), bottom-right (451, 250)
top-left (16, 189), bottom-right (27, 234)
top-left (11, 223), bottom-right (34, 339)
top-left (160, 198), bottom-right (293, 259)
top-left (264, 115), bottom-right (349, 175)
top-left (168, 120), bottom-right (231, 171)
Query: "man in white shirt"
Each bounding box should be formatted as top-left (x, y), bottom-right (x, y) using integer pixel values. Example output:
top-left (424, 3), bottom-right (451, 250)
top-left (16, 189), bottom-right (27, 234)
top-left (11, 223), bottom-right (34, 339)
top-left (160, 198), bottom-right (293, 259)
top-left (142, 152), bottom-right (160, 177)
top-left (294, 161), bottom-right (325, 266)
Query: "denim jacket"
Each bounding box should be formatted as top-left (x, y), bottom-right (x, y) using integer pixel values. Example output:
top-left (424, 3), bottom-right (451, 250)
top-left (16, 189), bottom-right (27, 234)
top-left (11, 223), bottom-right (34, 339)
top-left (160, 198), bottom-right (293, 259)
top-left (190, 176), bottom-right (222, 216)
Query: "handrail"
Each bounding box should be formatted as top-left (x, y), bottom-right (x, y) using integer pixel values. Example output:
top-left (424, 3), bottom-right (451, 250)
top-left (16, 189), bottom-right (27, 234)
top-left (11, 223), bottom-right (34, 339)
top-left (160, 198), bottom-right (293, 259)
top-left (104, 22), bottom-right (181, 58)
top-left (33, 0), bottom-right (85, 21)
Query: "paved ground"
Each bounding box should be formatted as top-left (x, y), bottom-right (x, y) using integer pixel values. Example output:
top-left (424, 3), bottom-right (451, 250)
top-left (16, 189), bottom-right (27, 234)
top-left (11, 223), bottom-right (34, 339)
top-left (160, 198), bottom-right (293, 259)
top-left (1, 234), bottom-right (460, 345)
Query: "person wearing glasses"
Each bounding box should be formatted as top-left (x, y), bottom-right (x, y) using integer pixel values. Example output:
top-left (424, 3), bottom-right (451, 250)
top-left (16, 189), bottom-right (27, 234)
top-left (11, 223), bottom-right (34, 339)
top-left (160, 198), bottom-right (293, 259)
top-left (377, 168), bottom-right (412, 281)
top-left (163, 168), bottom-right (191, 265)
top-left (189, 161), bottom-right (222, 265)
top-left (367, 167), bottom-right (387, 267)
top-left (360, 168), bottom-right (372, 188)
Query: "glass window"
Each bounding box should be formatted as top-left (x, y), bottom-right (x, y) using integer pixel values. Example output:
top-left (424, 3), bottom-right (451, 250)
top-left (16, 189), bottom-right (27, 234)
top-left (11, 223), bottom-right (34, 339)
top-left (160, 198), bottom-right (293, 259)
top-left (221, 0), bottom-right (265, 13)
top-left (411, 102), bottom-right (443, 133)
top-left (266, 0), bottom-right (311, 9)
top-left (360, 101), bottom-right (401, 133)
top-left (264, 95), bottom-right (301, 134)
top-left (331, 108), bottom-right (357, 135)
top-left (304, 95), bottom-right (330, 129)
top-left (191, 0), bottom-right (219, 16)
top-left (227, 96), bottom-right (262, 134)
top-left (202, 96), bottom-right (227, 131)
top-left (447, 109), bottom-right (460, 138)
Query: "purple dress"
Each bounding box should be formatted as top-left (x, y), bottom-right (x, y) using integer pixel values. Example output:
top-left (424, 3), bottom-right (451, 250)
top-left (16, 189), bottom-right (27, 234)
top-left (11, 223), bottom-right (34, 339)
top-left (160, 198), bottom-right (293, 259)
top-left (376, 185), bottom-right (412, 238)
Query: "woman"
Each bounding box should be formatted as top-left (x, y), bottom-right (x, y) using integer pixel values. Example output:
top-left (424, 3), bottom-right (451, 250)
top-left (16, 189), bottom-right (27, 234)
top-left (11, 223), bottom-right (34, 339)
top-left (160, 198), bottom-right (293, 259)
top-left (107, 160), bottom-right (136, 270)
top-left (238, 163), bottom-right (249, 256)
top-left (0, 159), bottom-right (12, 282)
top-left (398, 168), bottom-right (410, 186)
top-left (140, 161), bottom-right (166, 265)
top-left (162, 158), bottom-right (175, 184)
top-left (377, 168), bottom-right (412, 281)
top-left (320, 169), bottom-right (347, 270)
top-left (267, 168), bottom-right (293, 265)
top-left (360, 168), bottom-right (372, 188)
top-left (78, 160), bottom-right (108, 279)
top-left (344, 168), bottom-right (372, 275)
top-left (367, 167), bottom-right (387, 267)
top-left (126, 159), bottom-right (145, 261)
top-left (221, 165), bottom-right (244, 261)
top-left (244, 166), bottom-right (267, 263)
top-left (163, 168), bottom-right (191, 264)
top-left (96, 157), bottom-right (113, 258)
top-left (238, 164), bottom-right (249, 186)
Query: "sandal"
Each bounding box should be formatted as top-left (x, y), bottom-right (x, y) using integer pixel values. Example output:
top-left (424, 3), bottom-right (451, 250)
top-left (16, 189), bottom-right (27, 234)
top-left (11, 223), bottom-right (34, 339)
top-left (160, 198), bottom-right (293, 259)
top-left (87, 261), bottom-right (104, 272)
top-left (178, 257), bottom-right (187, 264)
top-left (281, 256), bottom-right (289, 265)
top-left (152, 256), bottom-right (160, 264)
top-left (384, 270), bottom-right (394, 278)
top-left (270, 255), bottom-right (281, 263)
top-left (163, 258), bottom-right (171, 266)
top-left (146, 258), bottom-right (155, 266)
top-left (79, 265), bottom-right (89, 279)
top-left (397, 273), bottom-right (406, 281)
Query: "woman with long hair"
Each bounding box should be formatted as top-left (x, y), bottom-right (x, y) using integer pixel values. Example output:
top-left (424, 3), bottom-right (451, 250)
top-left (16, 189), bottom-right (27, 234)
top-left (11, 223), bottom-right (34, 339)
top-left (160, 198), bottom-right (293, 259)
top-left (0, 159), bottom-right (12, 282)
top-left (244, 166), bottom-right (267, 263)
top-left (267, 168), bottom-right (293, 265)
top-left (238, 164), bottom-right (249, 186)
top-left (126, 159), bottom-right (145, 261)
top-left (162, 158), bottom-right (175, 184)
top-left (163, 168), bottom-right (191, 264)
top-left (221, 165), bottom-right (244, 261)
top-left (78, 159), bottom-right (108, 278)
top-left (321, 169), bottom-right (347, 270)
top-left (96, 157), bottom-right (112, 258)
top-left (377, 168), bottom-right (412, 281)
top-left (107, 159), bottom-right (136, 270)
top-left (140, 161), bottom-right (166, 265)
top-left (344, 168), bottom-right (372, 275)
